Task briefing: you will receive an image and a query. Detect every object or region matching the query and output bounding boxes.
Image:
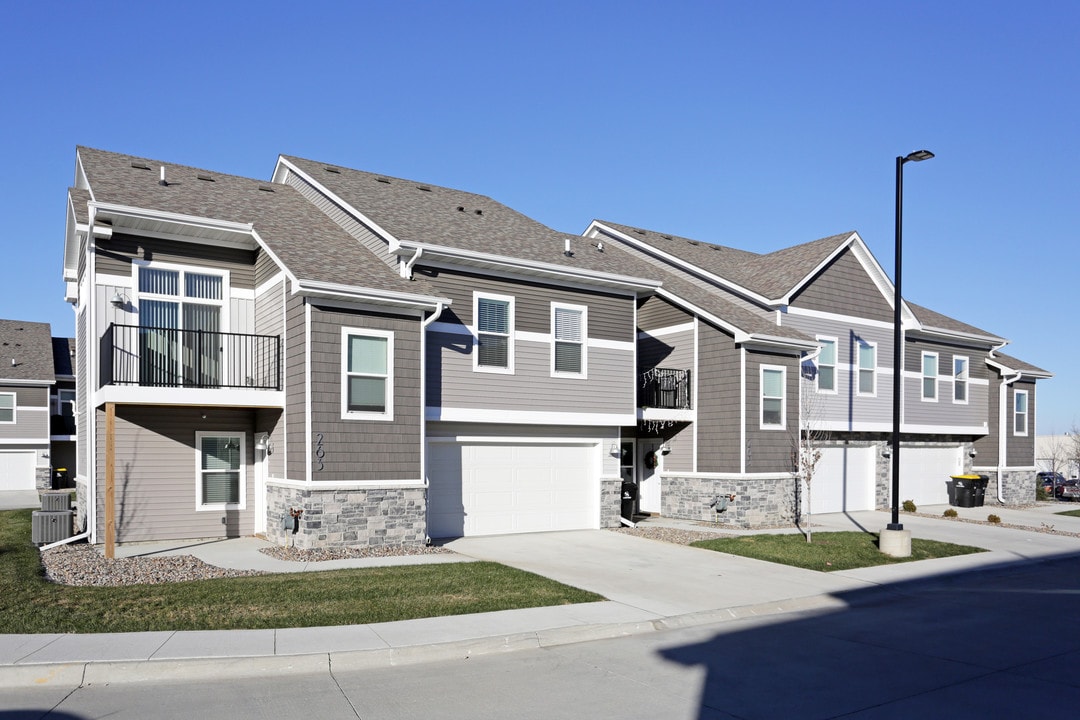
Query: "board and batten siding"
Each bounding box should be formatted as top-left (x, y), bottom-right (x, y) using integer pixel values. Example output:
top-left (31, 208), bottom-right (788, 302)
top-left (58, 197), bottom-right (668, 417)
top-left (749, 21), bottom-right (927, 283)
top-left (744, 350), bottom-right (799, 473)
top-left (95, 233), bottom-right (256, 290)
top-left (307, 305), bottom-right (423, 481)
top-left (283, 172), bottom-right (397, 269)
top-left (422, 268), bottom-right (635, 343)
top-left (94, 405), bottom-right (256, 543)
top-left (696, 322), bottom-right (741, 473)
top-left (427, 334), bottom-right (634, 417)
top-left (637, 295), bottom-right (692, 332)
top-left (782, 312), bottom-right (894, 428)
top-left (789, 247), bottom-right (892, 323)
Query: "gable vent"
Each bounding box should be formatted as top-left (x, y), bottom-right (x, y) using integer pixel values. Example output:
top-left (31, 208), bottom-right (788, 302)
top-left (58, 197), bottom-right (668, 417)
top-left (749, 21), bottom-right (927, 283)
top-left (258, 185), bottom-right (275, 192)
top-left (197, 173), bottom-right (215, 182)
top-left (130, 162), bottom-right (151, 170)
top-left (323, 166), bottom-right (341, 174)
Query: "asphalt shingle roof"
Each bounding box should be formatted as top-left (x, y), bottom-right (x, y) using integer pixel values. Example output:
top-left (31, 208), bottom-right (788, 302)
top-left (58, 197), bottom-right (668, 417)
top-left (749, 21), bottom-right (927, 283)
top-left (76, 147), bottom-right (441, 299)
top-left (907, 303), bottom-right (1003, 342)
top-left (0, 319), bottom-right (55, 383)
top-left (991, 351), bottom-right (1051, 377)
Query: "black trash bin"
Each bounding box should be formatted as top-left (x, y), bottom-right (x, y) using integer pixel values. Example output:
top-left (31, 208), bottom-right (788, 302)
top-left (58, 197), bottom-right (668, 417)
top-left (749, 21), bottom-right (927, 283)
top-left (51, 468), bottom-right (71, 490)
top-left (621, 481), bottom-right (637, 520)
top-left (946, 480), bottom-right (958, 506)
top-left (972, 475), bottom-right (989, 507)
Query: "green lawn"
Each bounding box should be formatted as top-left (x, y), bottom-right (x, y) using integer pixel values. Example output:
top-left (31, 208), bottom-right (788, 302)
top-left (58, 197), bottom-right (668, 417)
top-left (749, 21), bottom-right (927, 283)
top-left (0, 509), bottom-right (602, 634)
top-left (1055, 508), bottom-right (1080, 518)
top-left (692, 531), bottom-right (985, 572)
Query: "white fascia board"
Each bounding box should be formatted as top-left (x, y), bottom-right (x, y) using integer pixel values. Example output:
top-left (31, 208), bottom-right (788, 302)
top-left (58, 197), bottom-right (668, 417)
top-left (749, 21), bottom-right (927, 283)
top-left (427, 406), bottom-right (636, 426)
top-left (910, 326), bottom-right (1006, 346)
top-left (398, 241), bottom-right (660, 293)
top-left (89, 201), bottom-right (255, 242)
top-left (295, 279), bottom-right (451, 311)
top-left (585, 221), bottom-right (771, 304)
top-left (0, 379), bottom-right (54, 387)
top-left (654, 288), bottom-right (752, 343)
top-left (273, 157), bottom-right (403, 254)
top-left (743, 335), bottom-right (818, 354)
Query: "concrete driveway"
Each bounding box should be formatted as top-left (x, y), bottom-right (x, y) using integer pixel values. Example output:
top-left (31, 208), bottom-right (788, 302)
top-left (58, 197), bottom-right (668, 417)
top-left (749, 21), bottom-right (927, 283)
top-left (446, 529), bottom-right (866, 617)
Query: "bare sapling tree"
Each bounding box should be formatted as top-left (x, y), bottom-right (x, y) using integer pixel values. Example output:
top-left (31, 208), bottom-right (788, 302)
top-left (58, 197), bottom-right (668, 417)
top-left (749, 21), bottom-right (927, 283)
top-left (793, 361), bottom-right (826, 542)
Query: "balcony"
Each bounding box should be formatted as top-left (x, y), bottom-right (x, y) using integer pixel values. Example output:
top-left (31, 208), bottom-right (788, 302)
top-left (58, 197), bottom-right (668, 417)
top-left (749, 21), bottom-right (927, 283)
top-left (101, 324), bottom-right (281, 391)
top-left (639, 367), bottom-right (692, 410)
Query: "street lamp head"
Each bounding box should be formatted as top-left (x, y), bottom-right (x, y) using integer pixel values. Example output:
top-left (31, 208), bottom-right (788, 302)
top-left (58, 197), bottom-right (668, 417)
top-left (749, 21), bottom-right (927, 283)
top-left (903, 149), bottom-right (935, 163)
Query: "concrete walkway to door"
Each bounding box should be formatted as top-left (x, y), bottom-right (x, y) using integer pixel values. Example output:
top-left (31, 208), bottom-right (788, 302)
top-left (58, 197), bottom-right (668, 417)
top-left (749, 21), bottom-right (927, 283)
top-left (445, 529), bottom-right (865, 618)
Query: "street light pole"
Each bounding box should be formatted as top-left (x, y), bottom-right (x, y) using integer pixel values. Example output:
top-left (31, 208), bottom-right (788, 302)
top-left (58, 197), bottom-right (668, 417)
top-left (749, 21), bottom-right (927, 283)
top-left (889, 149), bottom-right (934, 532)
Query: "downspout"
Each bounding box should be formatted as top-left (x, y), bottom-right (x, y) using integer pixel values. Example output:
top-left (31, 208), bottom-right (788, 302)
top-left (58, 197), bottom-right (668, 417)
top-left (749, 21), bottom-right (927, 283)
top-left (420, 302), bottom-right (444, 544)
top-left (997, 369), bottom-right (1024, 503)
top-left (402, 247), bottom-right (423, 280)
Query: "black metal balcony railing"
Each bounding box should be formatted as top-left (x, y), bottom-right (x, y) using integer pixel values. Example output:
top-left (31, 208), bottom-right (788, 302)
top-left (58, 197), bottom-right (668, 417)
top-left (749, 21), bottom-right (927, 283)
top-left (102, 324), bottom-right (281, 390)
top-left (639, 367), bottom-right (692, 410)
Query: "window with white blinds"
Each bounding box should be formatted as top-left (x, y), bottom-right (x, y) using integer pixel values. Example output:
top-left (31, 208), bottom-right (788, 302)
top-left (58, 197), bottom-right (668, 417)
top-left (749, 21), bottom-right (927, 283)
top-left (341, 327), bottom-right (394, 420)
top-left (196, 433), bottom-right (244, 509)
top-left (474, 294), bottom-right (513, 372)
top-left (552, 304), bottom-right (586, 375)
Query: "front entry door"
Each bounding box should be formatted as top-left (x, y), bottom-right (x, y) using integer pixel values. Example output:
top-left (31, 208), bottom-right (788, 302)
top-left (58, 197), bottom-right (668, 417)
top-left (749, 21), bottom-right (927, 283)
top-left (638, 444), bottom-right (661, 513)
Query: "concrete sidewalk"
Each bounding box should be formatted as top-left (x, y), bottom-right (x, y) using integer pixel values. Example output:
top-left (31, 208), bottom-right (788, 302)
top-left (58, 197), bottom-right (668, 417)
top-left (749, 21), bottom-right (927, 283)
top-left (2, 502), bottom-right (1079, 686)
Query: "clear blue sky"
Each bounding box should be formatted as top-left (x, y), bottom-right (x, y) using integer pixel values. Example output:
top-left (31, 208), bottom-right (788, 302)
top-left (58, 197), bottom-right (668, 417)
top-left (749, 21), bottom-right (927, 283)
top-left (2, 1), bottom-right (1076, 431)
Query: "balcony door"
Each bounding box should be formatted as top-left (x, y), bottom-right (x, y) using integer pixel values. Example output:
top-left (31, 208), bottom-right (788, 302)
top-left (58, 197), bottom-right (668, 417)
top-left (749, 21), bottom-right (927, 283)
top-left (138, 266), bottom-right (224, 387)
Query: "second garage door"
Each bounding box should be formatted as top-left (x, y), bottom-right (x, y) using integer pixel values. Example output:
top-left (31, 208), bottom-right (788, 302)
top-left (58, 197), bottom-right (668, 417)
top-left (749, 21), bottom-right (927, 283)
top-left (427, 441), bottom-right (598, 538)
top-left (900, 446), bottom-right (962, 506)
top-left (0, 451), bottom-right (36, 492)
top-left (809, 446), bottom-right (875, 515)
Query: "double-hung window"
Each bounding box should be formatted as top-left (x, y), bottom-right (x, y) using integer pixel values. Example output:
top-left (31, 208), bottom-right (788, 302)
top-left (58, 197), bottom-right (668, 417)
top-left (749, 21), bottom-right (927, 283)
top-left (341, 327), bottom-right (393, 420)
top-left (552, 303), bottom-right (586, 376)
top-left (0, 393), bottom-right (14, 423)
top-left (816, 337), bottom-right (837, 392)
top-left (474, 294), bottom-right (513, 373)
top-left (196, 432), bottom-right (245, 509)
top-left (953, 357), bottom-right (969, 403)
top-left (760, 366), bottom-right (786, 429)
top-left (856, 340), bottom-right (876, 396)
top-left (921, 352), bottom-right (939, 401)
top-left (1014, 390), bottom-right (1028, 435)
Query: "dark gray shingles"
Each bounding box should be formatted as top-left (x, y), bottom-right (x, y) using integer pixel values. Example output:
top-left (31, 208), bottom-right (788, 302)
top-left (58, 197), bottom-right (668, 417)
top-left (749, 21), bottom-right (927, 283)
top-left (907, 303), bottom-right (1003, 342)
top-left (76, 148), bottom-right (441, 298)
top-left (0, 320), bottom-right (55, 383)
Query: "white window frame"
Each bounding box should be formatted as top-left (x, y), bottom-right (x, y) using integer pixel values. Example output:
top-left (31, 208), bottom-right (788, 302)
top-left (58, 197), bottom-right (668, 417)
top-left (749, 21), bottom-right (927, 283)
top-left (132, 260), bottom-right (230, 331)
top-left (815, 336), bottom-right (837, 394)
top-left (1014, 389), bottom-right (1029, 436)
top-left (473, 292), bottom-right (515, 374)
top-left (195, 431), bottom-right (246, 511)
top-left (760, 365), bottom-right (786, 430)
top-left (341, 327), bottom-right (394, 421)
top-left (550, 302), bottom-right (587, 378)
top-left (921, 351), bottom-right (939, 402)
top-left (953, 356), bottom-right (969, 405)
top-left (56, 389), bottom-right (76, 416)
top-left (856, 340), bottom-right (877, 397)
top-left (0, 392), bottom-right (14, 424)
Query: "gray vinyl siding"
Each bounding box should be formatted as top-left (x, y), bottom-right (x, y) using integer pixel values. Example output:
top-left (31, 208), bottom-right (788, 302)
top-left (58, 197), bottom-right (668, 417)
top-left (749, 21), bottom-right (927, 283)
top-left (422, 268), bottom-right (634, 343)
top-left (0, 385), bottom-right (48, 440)
top-left (256, 407), bottom-right (286, 479)
top-left (254, 276), bottom-right (285, 340)
top-left (638, 295), bottom-right (692, 332)
top-left (789, 247), bottom-right (892, 323)
top-left (254, 247), bottom-right (282, 287)
top-left (76, 308), bottom-right (88, 476)
top-left (781, 312), bottom-right (893, 427)
top-left (1007, 380), bottom-right (1037, 467)
top-left (663, 423), bottom-right (694, 473)
top-left (696, 323), bottom-right (741, 473)
top-left (639, 328), bottom-right (694, 372)
top-left (95, 233), bottom-right (256, 289)
top-left (283, 172), bottom-right (396, 269)
top-left (284, 293), bottom-right (307, 479)
top-left (307, 305), bottom-right (422, 481)
top-left (904, 337), bottom-right (989, 380)
top-left (904, 337), bottom-right (989, 429)
top-left (974, 367), bottom-right (1001, 465)
top-left (427, 333), bottom-right (634, 416)
top-left (94, 405), bottom-right (256, 543)
top-left (744, 351), bottom-right (799, 473)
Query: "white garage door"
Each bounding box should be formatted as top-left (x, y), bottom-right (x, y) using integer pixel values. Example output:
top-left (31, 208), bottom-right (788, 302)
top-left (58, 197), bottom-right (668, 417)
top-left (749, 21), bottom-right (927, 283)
top-left (0, 451), bottom-right (37, 492)
top-left (809, 446), bottom-right (875, 515)
top-left (900, 446), bottom-right (962, 506)
top-left (427, 442), bottom-right (598, 538)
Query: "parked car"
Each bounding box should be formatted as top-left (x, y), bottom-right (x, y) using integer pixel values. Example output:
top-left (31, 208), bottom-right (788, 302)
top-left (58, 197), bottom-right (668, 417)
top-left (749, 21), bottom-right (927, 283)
top-left (1055, 479), bottom-right (1080, 501)
top-left (1039, 472), bottom-right (1066, 494)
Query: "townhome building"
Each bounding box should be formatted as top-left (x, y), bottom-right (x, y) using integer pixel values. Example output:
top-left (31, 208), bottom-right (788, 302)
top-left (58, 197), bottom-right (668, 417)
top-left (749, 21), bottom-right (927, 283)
top-left (61, 147), bottom-right (1049, 550)
top-left (0, 319), bottom-right (56, 493)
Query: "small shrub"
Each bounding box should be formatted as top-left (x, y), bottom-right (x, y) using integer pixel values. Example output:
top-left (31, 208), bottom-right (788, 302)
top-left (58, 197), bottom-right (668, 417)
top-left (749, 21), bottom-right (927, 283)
top-left (1036, 487), bottom-right (1050, 501)
top-left (943, 508), bottom-right (958, 518)
top-left (902, 499), bottom-right (917, 512)
top-left (987, 514), bottom-right (1001, 524)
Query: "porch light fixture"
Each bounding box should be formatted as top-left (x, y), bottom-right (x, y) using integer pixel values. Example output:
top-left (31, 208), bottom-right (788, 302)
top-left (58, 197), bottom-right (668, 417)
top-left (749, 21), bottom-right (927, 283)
top-left (889, 149), bottom-right (934, 532)
top-left (609, 442), bottom-right (621, 457)
top-left (109, 292), bottom-right (127, 308)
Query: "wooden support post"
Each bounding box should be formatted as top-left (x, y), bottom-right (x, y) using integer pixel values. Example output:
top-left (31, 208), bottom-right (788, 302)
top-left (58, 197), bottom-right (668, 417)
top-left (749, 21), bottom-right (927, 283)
top-left (104, 402), bottom-right (116, 559)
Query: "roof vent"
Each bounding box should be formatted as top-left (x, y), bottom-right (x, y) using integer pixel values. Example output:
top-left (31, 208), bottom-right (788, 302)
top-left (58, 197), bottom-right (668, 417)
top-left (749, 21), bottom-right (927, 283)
top-left (197, 173), bottom-right (214, 182)
top-left (159, 167), bottom-right (168, 186)
top-left (661, 234), bottom-right (672, 240)
top-left (634, 229), bottom-right (645, 235)
top-left (457, 206), bottom-right (465, 212)
top-left (130, 162), bottom-right (150, 170)
top-left (324, 167), bottom-right (341, 174)
top-left (417, 186), bottom-right (431, 192)
top-left (687, 240), bottom-right (699, 246)
top-left (258, 185), bottom-right (275, 192)
top-left (376, 177), bottom-right (391, 184)
top-left (474, 209), bottom-right (483, 216)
